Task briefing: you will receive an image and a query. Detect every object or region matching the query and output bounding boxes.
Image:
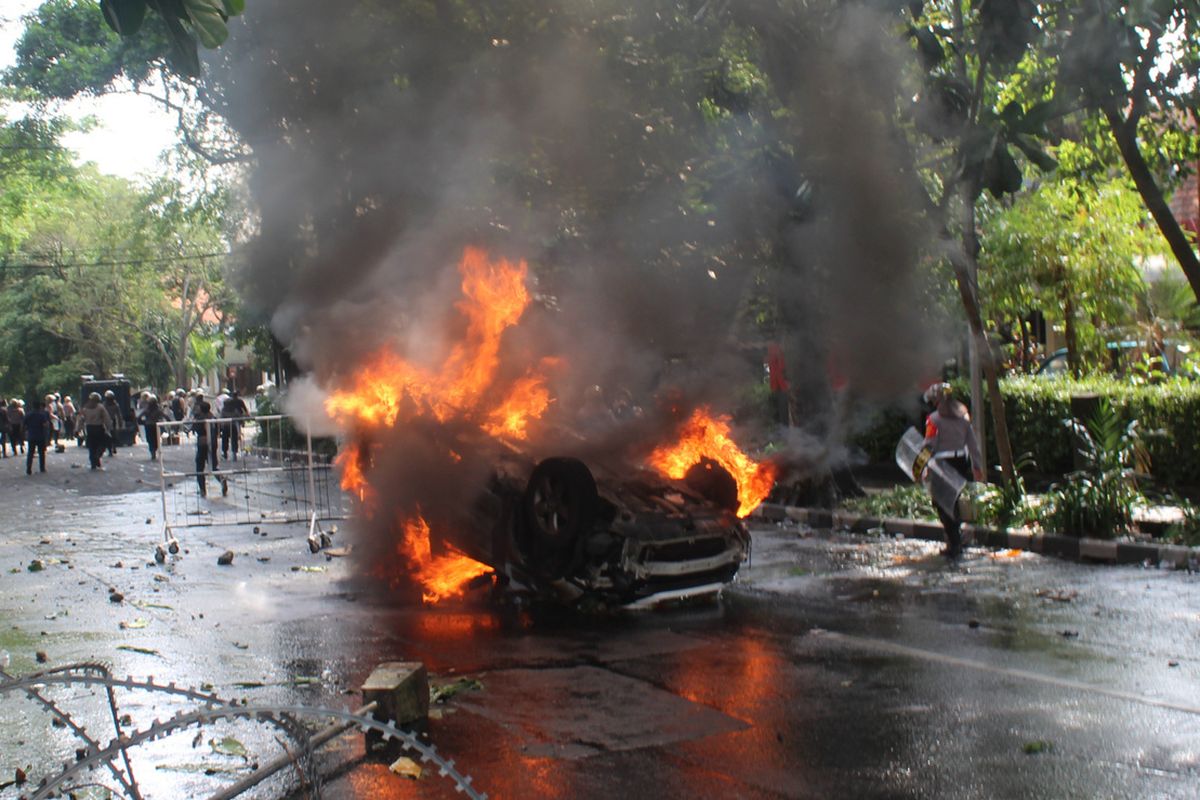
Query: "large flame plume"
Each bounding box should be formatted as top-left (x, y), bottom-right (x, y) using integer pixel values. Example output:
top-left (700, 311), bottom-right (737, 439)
top-left (324, 247), bottom-right (548, 601)
top-left (648, 407), bottom-right (779, 517)
top-left (322, 247), bottom-right (776, 602)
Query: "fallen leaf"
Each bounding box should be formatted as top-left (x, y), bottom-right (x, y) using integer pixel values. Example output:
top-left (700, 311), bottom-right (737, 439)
top-left (117, 645), bottom-right (161, 657)
top-left (1035, 588), bottom-right (1077, 603)
top-left (1023, 740), bottom-right (1051, 755)
top-left (389, 756), bottom-right (423, 779)
top-left (430, 677), bottom-right (484, 704)
top-left (119, 618), bottom-right (149, 630)
top-left (299, 566), bottom-right (326, 573)
top-left (210, 736), bottom-right (248, 759)
top-left (132, 601), bottom-right (173, 610)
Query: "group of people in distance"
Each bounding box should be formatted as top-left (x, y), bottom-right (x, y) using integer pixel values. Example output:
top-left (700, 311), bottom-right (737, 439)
top-left (0, 387), bottom-right (252, 489)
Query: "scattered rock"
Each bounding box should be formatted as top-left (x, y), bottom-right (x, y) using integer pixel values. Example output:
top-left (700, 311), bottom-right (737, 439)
top-left (1023, 740), bottom-right (1051, 755)
top-left (1036, 588), bottom-right (1078, 603)
top-left (1169, 660), bottom-right (1180, 667)
top-left (109, 590), bottom-right (125, 604)
top-left (252, 526), bottom-right (260, 535)
top-left (389, 756), bottom-right (422, 780)
top-left (113, 561), bottom-right (124, 569)
top-left (14, 767), bottom-right (26, 785)
top-left (217, 551), bottom-right (235, 566)
top-left (28, 560), bottom-right (45, 573)
top-left (145, 518), bottom-right (152, 525)
top-left (1059, 630), bottom-right (1078, 638)
top-left (35, 651), bottom-right (47, 664)
top-left (968, 619), bottom-right (980, 629)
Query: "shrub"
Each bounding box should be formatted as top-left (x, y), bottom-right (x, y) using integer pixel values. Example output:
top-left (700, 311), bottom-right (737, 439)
top-left (1040, 399), bottom-right (1149, 539)
top-left (848, 376), bottom-right (1200, 491)
top-left (842, 483), bottom-right (936, 521)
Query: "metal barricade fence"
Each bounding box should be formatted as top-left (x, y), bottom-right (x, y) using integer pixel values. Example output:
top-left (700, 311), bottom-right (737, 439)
top-left (157, 415), bottom-right (350, 540)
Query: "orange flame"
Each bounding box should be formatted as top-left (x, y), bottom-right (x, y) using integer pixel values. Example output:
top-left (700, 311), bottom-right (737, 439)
top-left (324, 247), bottom-right (543, 436)
top-left (324, 248), bottom-right (545, 603)
top-left (400, 515), bottom-right (492, 604)
top-left (648, 407), bottom-right (777, 517)
top-left (483, 373), bottom-right (552, 439)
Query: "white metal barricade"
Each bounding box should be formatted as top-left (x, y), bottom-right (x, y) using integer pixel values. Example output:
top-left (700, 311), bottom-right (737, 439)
top-left (156, 415), bottom-right (350, 544)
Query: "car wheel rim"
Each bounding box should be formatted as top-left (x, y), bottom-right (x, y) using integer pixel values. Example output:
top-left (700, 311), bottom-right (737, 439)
top-left (532, 477), bottom-right (572, 538)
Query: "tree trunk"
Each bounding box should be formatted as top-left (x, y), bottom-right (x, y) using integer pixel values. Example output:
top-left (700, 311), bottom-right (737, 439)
top-left (958, 181), bottom-right (1015, 485)
top-left (1104, 106), bottom-right (1200, 303)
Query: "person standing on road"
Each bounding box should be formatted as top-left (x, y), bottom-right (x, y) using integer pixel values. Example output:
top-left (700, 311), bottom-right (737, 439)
top-left (61, 396), bottom-right (77, 444)
top-left (922, 383), bottom-right (984, 560)
top-left (0, 399), bottom-right (10, 458)
top-left (137, 395), bottom-right (168, 461)
top-left (80, 392), bottom-right (113, 470)
top-left (192, 401), bottom-right (225, 497)
top-left (220, 390), bottom-right (248, 462)
top-left (102, 391), bottom-right (123, 456)
top-left (23, 399), bottom-right (50, 475)
top-left (7, 400), bottom-right (25, 455)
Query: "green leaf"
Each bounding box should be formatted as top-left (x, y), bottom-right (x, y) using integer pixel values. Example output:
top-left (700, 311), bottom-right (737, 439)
top-left (156, 6), bottom-right (202, 77)
top-left (222, 0), bottom-right (246, 15)
top-left (183, 0), bottom-right (231, 49)
top-left (100, 0), bottom-right (147, 36)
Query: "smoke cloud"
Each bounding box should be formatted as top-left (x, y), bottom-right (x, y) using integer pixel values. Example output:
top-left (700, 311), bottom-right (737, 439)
top-left (211, 0), bottom-right (945, 578)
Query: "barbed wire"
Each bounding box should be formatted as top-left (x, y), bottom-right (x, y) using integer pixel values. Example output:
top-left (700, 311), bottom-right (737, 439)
top-left (1, 665), bottom-right (488, 800)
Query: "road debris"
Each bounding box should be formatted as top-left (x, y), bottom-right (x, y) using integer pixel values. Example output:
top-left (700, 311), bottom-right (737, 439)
top-left (431, 677), bottom-right (484, 704)
top-left (1035, 588), bottom-right (1078, 603)
top-left (389, 756), bottom-right (423, 779)
top-left (217, 551), bottom-right (235, 566)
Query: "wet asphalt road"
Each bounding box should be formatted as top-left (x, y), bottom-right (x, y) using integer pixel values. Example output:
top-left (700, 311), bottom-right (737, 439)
top-left (1, 442), bottom-right (1198, 799)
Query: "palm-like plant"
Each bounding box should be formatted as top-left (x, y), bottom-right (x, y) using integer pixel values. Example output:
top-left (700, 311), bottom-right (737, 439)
top-left (1045, 399), bottom-right (1150, 538)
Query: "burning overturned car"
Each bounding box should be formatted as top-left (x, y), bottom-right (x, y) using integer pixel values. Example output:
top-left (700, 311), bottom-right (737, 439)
top-left (460, 437), bottom-right (759, 609)
top-left (321, 247), bottom-right (777, 608)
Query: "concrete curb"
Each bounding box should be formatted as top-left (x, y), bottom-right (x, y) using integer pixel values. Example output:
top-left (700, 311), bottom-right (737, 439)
top-left (749, 503), bottom-right (1200, 569)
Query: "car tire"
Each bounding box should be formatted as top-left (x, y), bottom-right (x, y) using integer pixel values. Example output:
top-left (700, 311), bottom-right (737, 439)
top-left (684, 458), bottom-right (740, 514)
top-left (522, 457), bottom-right (598, 554)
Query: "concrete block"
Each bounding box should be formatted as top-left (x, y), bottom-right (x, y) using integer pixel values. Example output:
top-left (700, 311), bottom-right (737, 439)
top-left (755, 503), bottom-right (788, 522)
top-left (1157, 545), bottom-right (1192, 568)
top-left (361, 661), bottom-right (429, 727)
top-left (1079, 538), bottom-right (1117, 562)
top-left (807, 509), bottom-right (833, 530)
top-left (1007, 530), bottom-right (1033, 551)
top-left (1116, 542), bottom-right (1159, 565)
top-left (1041, 535), bottom-right (1079, 560)
top-left (850, 515), bottom-right (881, 533)
top-left (783, 506), bottom-right (809, 523)
top-left (911, 521), bottom-right (944, 542)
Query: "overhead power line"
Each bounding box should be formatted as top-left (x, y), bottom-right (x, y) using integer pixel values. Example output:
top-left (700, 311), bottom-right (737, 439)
top-left (0, 250), bottom-right (236, 270)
